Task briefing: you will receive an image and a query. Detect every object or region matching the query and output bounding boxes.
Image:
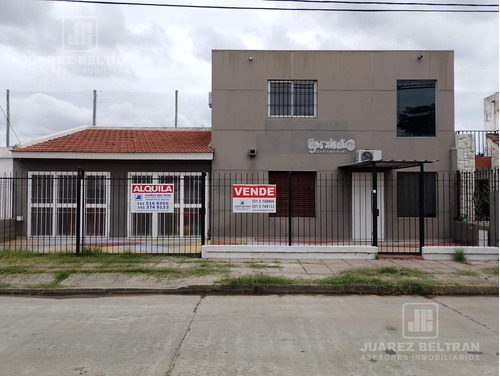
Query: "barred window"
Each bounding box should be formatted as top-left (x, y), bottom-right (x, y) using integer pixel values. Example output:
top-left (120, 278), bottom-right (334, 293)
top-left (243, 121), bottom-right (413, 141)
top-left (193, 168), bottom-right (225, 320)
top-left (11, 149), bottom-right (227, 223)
top-left (268, 80), bottom-right (317, 118)
top-left (269, 171), bottom-right (316, 217)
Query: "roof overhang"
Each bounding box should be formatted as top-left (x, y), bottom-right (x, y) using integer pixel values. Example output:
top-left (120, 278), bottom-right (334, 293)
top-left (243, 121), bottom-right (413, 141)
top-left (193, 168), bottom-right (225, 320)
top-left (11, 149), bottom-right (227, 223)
top-left (12, 152), bottom-right (214, 161)
top-left (338, 159), bottom-right (437, 172)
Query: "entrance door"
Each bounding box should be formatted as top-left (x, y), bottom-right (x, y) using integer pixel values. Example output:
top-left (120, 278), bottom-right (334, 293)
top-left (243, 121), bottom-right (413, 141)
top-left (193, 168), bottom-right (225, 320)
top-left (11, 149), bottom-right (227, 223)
top-left (352, 172), bottom-right (384, 241)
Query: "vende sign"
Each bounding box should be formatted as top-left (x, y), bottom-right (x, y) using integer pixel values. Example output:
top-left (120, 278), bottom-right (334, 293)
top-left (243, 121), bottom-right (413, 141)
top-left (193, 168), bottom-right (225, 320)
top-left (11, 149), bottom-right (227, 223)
top-left (233, 185), bottom-right (276, 198)
top-left (232, 184), bottom-right (276, 213)
top-left (130, 184), bottom-right (174, 213)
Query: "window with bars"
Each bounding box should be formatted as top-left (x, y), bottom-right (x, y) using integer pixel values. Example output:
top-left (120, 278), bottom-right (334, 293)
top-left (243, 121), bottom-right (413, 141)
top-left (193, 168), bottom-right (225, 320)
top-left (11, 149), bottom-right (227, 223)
top-left (128, 172), bottom-right (206, 237)
top-left (28, 171), bottom-right (110, 237)
top-left (268, 171), bottom-right (316, 217)
top-left (268, 80), bottom-right (317, 117)
top-left (397, 172), bottom-right (437, 218)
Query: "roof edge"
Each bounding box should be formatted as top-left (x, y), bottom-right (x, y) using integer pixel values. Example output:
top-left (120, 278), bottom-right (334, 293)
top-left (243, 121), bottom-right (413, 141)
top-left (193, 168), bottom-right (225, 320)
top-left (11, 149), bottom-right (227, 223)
top-left (11, 125), bottom-right (212, 151)
top-left (12, 125), bottom-right (91, 150)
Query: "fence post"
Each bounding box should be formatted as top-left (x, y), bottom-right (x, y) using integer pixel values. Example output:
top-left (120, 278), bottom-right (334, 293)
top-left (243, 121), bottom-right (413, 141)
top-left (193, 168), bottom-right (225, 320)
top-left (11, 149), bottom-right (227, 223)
top-left (76, 167), bottom-right (84, 255)
top-left (288, 172), bottom-right (292, 246)
top-left (418, 163), bottom-right (425, 253)
top-left (371, 162), bottom-right (378, 248)
top-left (200, 172), bottom-right (206, 247)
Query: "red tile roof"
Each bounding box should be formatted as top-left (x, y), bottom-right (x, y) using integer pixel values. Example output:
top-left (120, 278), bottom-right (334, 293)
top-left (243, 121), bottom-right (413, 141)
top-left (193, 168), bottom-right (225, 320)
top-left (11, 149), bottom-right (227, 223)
top-left (12, 128), bottom-right (213, 154)
top-left (487, 134), bottom-right (499, 146)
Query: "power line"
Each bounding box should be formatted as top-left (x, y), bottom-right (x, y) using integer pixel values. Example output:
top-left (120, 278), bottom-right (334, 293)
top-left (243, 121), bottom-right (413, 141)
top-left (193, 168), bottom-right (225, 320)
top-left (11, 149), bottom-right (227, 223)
top-left (44, 0), bottom-right (499, 12)
top-left (265, 0), bottom-right (498, 7)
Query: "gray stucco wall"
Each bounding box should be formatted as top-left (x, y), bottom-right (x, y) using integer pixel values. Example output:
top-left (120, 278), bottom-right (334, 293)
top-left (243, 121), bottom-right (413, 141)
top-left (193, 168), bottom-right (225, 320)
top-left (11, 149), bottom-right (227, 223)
top-left (210, 50), bottom-right (456, 244)
top-left (211, 50), bottom-right (455, 173)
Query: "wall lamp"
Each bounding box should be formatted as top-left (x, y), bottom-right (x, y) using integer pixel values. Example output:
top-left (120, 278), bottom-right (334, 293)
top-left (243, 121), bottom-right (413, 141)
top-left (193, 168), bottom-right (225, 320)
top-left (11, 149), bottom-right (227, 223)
top-left (417, 54), bottom-right (424, 60)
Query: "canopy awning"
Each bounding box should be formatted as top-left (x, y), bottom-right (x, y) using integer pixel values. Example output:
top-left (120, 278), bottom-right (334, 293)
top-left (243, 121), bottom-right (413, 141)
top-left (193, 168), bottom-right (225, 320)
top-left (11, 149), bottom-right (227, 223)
top-left (338, 159), bottom-right (437, 172)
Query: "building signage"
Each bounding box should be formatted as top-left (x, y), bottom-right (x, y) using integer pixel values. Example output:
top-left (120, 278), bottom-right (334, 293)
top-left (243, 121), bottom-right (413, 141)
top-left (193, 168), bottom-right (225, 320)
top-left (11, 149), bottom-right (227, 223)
top-left (307, 138), bottom-right (356, 154)
top-left (130, 184), bottom-right (175, 213)
top-left (232, 184), bottom-right (276, 213)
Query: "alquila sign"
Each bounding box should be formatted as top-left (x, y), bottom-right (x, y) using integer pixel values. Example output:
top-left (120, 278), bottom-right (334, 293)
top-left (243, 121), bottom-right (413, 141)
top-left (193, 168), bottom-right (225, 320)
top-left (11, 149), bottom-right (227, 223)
top-left (307, 138), bottom-right (356, 154)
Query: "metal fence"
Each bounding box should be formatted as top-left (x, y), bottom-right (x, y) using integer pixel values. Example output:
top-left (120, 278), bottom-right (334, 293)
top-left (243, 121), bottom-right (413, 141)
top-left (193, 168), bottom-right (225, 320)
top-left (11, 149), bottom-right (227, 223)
top-left (0, 169), bottom-right (497, 254)
top-left (456, 130), bottom-right (499, 158)
top-left (210, 170), bottom-right (499, 253)
top-left (0, 171), bottom-right (207, 254)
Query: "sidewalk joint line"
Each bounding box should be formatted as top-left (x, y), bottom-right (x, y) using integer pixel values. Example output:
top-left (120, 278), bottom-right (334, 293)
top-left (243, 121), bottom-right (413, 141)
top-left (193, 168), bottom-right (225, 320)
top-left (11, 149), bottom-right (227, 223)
top-left (432, 298), bottom-right (498, 334)
top-left (165, 295), bottom-right (204, 376)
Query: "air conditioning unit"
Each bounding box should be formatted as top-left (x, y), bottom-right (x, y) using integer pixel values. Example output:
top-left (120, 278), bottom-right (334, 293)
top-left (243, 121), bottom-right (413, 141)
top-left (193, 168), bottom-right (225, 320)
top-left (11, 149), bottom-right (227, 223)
top-left (356, 150), bottom-right (382, 162)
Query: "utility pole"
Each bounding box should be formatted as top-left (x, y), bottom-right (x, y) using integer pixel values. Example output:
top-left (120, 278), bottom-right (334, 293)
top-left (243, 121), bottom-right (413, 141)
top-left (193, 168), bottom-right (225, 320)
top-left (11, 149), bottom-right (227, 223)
top-left (6, 89), bottom-right (10, 147)
top-left (92, 90), bottom-right (97, 126)
top-left (175, 90), bottom-right (178, 128)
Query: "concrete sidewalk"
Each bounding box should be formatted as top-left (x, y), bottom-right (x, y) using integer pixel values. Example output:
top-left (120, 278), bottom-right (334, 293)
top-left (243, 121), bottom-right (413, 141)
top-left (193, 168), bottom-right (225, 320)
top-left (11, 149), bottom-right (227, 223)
top-left (0, 257), bottom-right (498, 296)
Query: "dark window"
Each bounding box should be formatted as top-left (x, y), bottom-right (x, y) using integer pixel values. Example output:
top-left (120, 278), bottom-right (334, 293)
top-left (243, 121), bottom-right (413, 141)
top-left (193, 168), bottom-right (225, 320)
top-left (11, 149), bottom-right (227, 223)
top-left (269, 171), bottom-right (316, 217)
top-left (397, 80), bottom-right (436, 137)
top-left (397, 172), bottom-right (437, 217)
top-left (269, 80), bottom-right (317, 117)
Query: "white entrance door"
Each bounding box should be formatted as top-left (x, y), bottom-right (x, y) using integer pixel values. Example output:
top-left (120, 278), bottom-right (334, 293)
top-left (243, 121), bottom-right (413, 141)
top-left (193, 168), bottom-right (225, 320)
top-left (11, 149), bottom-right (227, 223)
top-left (352, 172), bottom-right (384, 241)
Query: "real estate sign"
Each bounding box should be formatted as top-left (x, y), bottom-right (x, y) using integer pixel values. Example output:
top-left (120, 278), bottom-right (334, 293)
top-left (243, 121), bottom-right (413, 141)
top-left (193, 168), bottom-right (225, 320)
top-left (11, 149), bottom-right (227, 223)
top-left (232, 184), bottom-right (276, 213)
top-left (130, 184), bottom-right (175, 213)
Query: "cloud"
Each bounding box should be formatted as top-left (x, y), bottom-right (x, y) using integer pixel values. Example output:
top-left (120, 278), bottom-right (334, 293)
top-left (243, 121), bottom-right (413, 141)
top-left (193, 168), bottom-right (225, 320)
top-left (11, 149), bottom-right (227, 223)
top-left (0, 0), bottom-right (60, 55)
top-left (0, 2), bottom-right (497, 138)
top-left (9, 93), bottom-right (92, 143)
top-left (189, 26), bottom-right (247, 62)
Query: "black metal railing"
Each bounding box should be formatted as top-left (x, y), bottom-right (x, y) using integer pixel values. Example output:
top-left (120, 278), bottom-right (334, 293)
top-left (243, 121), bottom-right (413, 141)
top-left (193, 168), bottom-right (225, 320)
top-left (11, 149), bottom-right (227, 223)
top-left (0, 172), bottom-right (207, 254)
top-left (210, 170), bottom-right (499, 252)
top-left (456, 130), bottom-right (499, 158)
top-left (0, 169), bottom-right (497, 254)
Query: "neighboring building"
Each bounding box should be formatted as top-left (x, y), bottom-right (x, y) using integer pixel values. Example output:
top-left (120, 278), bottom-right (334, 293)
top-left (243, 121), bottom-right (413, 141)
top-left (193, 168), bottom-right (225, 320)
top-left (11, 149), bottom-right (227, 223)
top-left (10, 126), bottom-right (212, 242)
top-left (210, 50), bottom-right (455, 250)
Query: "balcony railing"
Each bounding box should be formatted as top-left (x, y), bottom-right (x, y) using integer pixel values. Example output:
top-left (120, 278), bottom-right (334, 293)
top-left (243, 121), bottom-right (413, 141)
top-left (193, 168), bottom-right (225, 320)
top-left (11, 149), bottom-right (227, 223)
top-left (456, 130), bottom-right (499, 157)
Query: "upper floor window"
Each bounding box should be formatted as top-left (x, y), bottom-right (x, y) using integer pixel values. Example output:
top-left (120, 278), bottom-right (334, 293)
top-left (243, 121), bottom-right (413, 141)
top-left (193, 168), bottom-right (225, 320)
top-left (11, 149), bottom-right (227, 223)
top-left (268, 80), bottom-right (317, 118)
top-left (397, 80), bottom-right (436, 137)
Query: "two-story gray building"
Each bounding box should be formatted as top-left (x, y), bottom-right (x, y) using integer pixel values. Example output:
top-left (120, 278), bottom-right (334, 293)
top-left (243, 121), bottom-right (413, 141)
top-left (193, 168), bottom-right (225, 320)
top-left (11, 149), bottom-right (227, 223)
top-left (209, 50), bottom-right (455, 254)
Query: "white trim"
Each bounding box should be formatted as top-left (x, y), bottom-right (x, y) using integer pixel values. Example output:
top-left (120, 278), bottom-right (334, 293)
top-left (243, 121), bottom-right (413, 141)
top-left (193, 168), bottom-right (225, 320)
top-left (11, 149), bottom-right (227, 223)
top-left (127, 172), bottom-right (209, 239)
top-left (202, 245), bottom-right (378, 259)
top-left (27, 171), bottom-right (110, 238)
top-left (13, 152), bottom-right (214, 160)
top-left (423, 246), bottom-right (499, 261)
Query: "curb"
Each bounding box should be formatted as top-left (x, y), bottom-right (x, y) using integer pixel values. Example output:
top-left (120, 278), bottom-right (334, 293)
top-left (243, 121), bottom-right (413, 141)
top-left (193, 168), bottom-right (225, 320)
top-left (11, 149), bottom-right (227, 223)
top-left (0, 284), bottom-right (497, 297)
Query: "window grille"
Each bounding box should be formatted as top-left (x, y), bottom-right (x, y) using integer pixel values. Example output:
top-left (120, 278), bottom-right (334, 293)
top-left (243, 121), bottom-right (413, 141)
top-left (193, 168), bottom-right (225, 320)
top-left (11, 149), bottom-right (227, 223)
top-left (268, 80), bottom-right (317, 118)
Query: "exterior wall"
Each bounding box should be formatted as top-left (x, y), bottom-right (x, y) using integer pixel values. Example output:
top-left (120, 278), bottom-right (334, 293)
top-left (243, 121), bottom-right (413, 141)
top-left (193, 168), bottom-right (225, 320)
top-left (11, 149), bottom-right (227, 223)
top-left (211, 50), bottom-right (455, 245)
top-left (11, 158), bottom-right (211, 238)
top-left (0, 147), bottom-right (13, 176)
top-left (13, 159), bottom-right (211, 176)
top-left (484, 92), bottom-right (499, 132)
top-left (211, 50), bottom-right (455, 174)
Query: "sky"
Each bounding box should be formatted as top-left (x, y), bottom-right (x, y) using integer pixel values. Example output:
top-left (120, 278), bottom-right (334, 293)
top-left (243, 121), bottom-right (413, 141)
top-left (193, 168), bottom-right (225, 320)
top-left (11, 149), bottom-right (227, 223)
top-left (0, 0), bottom-right (498, 146)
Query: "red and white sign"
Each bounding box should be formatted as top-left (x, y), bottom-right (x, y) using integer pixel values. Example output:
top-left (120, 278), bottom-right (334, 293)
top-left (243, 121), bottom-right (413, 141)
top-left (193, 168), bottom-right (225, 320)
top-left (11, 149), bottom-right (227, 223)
top-left (232, 184), bottom-right (276, 213)
top-left (131, 184), bottom-right (174, 213)
top-left (132, 184), bottom-right (174, 194)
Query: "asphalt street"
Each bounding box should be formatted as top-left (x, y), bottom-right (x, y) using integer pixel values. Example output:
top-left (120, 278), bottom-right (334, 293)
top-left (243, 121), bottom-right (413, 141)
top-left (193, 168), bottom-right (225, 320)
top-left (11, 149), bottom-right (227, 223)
top-left (0, 295), bottom-right (497, 376)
